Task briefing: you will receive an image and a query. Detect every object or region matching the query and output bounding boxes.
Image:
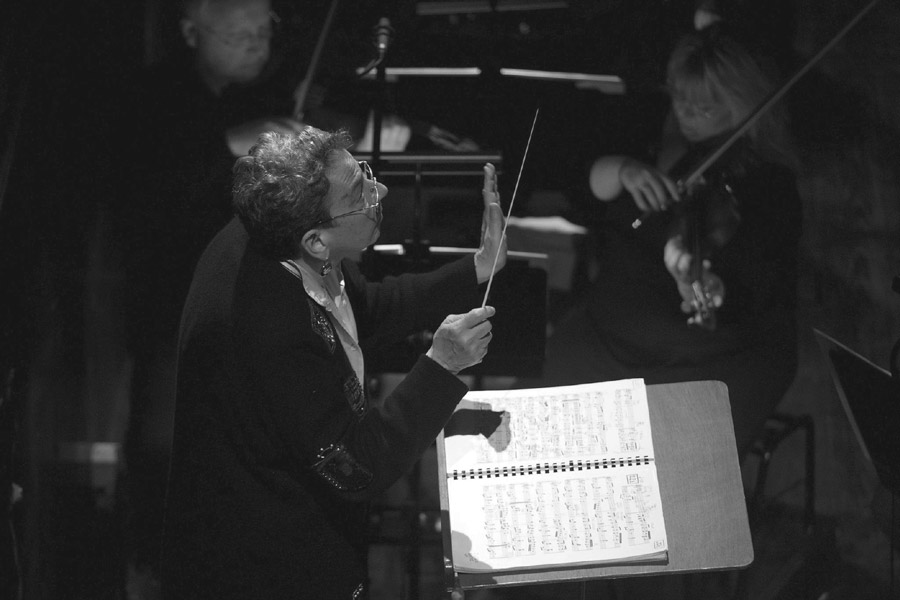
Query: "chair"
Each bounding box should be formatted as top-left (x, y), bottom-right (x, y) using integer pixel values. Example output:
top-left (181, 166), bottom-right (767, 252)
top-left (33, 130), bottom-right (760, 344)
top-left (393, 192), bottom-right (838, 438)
top-left (746, 412), bottom-right (816, 533)
top-left (728, 412), bottom-right (816, 600)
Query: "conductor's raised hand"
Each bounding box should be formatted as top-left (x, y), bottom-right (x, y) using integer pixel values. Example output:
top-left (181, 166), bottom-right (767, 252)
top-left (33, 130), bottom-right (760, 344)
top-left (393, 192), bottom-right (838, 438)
top-left (474, 163), bottom-right (507, 283)
top-left (426, 306), bottom-right (496, 375)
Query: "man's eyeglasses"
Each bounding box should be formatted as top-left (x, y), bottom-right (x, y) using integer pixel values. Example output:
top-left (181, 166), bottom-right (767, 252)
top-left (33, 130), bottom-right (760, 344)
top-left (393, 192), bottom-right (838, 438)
top-left (313, 161), bottom-right (380, 226)
top-left (199, 11), bottom-right (280, 48)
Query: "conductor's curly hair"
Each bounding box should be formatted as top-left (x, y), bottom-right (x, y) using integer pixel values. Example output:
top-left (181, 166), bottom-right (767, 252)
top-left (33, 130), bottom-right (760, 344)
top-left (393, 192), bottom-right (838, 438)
top-left (232, 127), bottom-right (354, 260)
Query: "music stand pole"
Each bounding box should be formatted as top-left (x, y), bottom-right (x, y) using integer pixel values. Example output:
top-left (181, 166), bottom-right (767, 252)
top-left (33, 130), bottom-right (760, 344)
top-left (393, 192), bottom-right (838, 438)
top-left (402, 159), bottom-right (432, 266)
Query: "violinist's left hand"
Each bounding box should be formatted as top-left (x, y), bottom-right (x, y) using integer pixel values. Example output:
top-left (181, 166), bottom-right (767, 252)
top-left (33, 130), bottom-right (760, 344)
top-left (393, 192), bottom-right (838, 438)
top-left (474, 163), bottom-right (507, 283)
top-left (664, 235), bottom-right (724, 314)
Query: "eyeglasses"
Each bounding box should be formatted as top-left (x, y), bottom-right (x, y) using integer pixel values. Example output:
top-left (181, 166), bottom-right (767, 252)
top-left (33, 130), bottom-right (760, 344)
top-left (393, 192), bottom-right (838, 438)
top-left (672, 98), bottom-right (719, 120)
top-left (198, 11), bottom-right (279, 48)
top-left (313, 161), bottom-right (380, 227)
top-left (668, 89), bottom-right (721, 121)
top-left (665, 80), bottom-right (724, 120)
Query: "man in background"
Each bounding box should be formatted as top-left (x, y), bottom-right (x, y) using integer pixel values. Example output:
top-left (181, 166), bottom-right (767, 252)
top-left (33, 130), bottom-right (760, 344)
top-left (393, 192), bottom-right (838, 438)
top-left (115, 0), bottom-right (305, 593)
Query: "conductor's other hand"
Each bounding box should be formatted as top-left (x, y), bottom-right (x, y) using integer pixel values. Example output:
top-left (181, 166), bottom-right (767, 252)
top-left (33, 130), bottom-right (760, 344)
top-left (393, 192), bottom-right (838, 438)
top-left (619, 158), bottom-right (680, 213)
top-left (226, 117), bottom-right (306, 157)
top-left (426, 306), bottom-right (496, 375)
top-left (474, 163), bottom-right (507, 283)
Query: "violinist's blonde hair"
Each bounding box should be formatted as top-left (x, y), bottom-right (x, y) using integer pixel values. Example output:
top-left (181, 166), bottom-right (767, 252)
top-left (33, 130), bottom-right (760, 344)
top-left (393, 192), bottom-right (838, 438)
top-left (666, 29), bottom-right (798, 172)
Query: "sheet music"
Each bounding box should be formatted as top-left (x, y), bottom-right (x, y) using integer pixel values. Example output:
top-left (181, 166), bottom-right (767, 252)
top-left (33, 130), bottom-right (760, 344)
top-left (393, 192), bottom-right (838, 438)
top-left (449, 465), bottom-right (666, 571)
top-left (444, 379), bottom-right (655, 474)
top-left (442, 379), bottom-right (668, 573)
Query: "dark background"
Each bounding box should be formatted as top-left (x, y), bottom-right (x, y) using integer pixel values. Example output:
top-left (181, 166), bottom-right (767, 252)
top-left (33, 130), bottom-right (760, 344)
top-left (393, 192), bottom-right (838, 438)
top-left (2, 0), bottom-right (900, 598)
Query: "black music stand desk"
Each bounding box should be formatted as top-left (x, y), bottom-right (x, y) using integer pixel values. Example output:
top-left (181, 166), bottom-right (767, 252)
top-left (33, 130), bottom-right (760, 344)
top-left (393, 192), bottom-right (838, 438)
top-left (814, 328), bottom-right (900, 496)
top-left (436, 380), bottom-right (753, 592)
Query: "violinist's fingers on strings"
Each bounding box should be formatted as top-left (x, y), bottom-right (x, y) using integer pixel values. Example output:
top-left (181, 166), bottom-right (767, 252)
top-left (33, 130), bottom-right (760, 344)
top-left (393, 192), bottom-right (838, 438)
top-left (678, 253), bottom-right (693, 278)
top-left (663, 176), bottom-right (681, 205)
top-left (631, 189), bottom-right (652, 214)
top-left (664, 247), bottom-right (692, 280)
top-left (646, 178), bottom-right (669, 211)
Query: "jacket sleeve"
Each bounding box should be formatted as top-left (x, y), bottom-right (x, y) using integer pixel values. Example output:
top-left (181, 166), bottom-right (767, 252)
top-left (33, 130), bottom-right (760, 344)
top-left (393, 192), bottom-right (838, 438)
top-left (234, 255), bottom-right (477, 502)
top-left (344, 254), bottom-right (483, 351)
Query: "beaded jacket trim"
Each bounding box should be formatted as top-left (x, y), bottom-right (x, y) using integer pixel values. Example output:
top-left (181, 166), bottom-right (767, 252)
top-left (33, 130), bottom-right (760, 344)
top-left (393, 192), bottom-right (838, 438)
top-left (309, 302), bottom-right (336, 354)
top-left (313, 442), bottom-right (373, 491)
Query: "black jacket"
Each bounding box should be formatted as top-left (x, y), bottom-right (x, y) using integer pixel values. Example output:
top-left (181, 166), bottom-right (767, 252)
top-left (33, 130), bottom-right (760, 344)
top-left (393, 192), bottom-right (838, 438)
top-left (161, 218), bottom-right (481, 599)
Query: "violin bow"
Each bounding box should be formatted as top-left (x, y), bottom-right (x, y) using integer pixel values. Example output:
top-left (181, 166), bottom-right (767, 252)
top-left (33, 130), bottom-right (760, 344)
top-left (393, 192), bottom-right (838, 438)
top-left (292, 0), bottom-right (341, 122)
top-left (481, 108), bottom-right (540, 309)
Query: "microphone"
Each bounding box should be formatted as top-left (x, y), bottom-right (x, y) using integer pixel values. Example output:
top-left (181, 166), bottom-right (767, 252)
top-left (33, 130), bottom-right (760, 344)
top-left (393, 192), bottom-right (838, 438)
top-left (373, 17), bottom-right (394, 59)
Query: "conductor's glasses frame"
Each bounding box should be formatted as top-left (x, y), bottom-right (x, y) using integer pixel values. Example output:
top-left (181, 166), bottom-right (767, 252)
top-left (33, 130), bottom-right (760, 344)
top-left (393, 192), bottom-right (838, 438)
top-left (313, 161), bottom-right (381, 226)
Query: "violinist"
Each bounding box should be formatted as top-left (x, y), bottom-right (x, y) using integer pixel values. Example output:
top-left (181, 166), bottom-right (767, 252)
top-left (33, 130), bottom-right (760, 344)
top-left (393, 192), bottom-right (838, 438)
top-left (542, 26), bottom-right (802, 462)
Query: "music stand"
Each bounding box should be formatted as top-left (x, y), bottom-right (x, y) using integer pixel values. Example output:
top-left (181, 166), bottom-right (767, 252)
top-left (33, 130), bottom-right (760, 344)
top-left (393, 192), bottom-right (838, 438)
top-left (437, 380), bottom-right (754, 595)
top-left (359, 246), bottom-right (548, 379)
top-left (359, 66), bottom-right (625, 95)
top-left (814, 329), bottom-right (900, 596)
top-left (351, 151), bottom-right (505, 281)
top-left (813, 329), bottom-right (900, 496)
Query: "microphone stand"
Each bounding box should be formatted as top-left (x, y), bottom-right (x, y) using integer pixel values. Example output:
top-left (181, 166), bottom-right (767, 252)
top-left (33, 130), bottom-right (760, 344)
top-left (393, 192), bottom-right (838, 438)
top-left (402, 158), bottom-right (432, 268)
top-left (358, 20), bottom-right (432, 269)
top-left (367, 17), bottom-right (393, 170)
top-left (369, 56), bottom-right (434, 267)
top-left (376, 23), bottom-right (432, 267)
top-left (372, 54), bottom-right (385, 170)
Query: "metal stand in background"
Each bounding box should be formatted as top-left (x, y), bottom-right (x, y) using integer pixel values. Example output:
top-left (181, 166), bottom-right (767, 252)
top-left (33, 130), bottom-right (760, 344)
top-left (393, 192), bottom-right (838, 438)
top-left (360, 17), bottom-right (394, 170)
top-left (371, 57), bottom-right (385, 169)
top-left (815, 326), bottom-right (900, 598)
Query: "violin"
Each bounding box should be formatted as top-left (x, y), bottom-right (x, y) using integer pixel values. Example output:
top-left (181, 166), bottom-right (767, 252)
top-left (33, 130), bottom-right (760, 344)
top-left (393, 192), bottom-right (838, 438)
top-left (682, 181), bottom-right (720, 330)
top-left (292, 0), bottom-right (340, 122)
top-left (668, 137), bottom-right (747, 331)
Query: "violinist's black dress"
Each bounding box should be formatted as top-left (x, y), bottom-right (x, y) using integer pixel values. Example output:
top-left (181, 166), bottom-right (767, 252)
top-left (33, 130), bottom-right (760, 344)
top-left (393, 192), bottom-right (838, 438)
top-left (543, 147), bottom-right (802, 459)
